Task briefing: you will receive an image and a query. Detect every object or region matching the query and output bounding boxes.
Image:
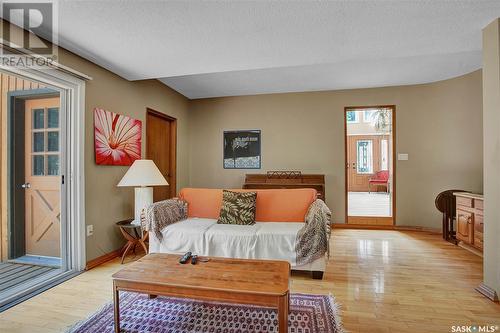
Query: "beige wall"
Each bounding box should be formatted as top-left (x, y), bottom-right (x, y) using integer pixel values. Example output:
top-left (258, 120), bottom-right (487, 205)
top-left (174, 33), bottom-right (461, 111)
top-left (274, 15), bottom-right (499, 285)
top-left (482, 19), bottom-right (500, 297)
top-left (58, 49), bottom-right (190, 261)
top-left (189, 70), bottom-right (483, 228)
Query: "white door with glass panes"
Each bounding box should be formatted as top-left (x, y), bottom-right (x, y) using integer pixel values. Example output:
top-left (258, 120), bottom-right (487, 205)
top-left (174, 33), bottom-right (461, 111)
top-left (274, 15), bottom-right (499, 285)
top-left (24, 97), bottom-right (61, 258)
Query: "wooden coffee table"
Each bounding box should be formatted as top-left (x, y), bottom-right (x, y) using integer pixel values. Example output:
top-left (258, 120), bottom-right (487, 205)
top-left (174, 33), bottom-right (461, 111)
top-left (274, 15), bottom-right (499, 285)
top-left (112, 253), bottom-right (290, 333)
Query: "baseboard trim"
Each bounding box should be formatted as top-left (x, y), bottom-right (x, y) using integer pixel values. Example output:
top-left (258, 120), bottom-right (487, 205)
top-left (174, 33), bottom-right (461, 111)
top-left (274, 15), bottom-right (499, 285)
top-left (457, 241), bottom-right (483, 257)
top-left (333, 223), bottom-right (395, 230)
top-left (332, 223), bottom-right (441, 234)
top-left (396, 225), bottom-right (441, 234)
top-left (85, 248), bottom-right (122, 270)
top-left (475, 282), bottom-right (499, 302)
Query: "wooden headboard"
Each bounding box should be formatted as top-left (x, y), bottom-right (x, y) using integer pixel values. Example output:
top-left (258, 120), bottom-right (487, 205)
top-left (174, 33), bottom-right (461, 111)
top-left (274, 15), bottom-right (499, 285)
top-left (243, 171), bottom-right (326, 200)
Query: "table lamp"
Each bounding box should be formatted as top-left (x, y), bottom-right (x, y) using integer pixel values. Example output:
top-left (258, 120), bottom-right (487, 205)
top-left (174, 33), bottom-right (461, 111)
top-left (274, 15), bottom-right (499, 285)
top-left (117, 159), bottom-right (168, 225)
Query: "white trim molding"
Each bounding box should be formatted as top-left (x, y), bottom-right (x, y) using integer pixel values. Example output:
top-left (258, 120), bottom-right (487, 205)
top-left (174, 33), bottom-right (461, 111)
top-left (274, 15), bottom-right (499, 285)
top-left (0, 64), bottom-right (87, 310)
top-left (0, 65), bottom-right (87, 270)
top-left (476, 282), bottom-right (499, 302)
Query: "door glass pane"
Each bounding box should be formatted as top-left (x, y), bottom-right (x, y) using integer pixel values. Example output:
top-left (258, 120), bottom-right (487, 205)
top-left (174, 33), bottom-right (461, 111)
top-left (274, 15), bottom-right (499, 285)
top-left (33, 108), bottom-right (44, 129)
top-left (47, 155), bottom-right (59, 175)
top-left (346, 111), bottom-right (358, 123)
top-left (33, 132), bottom-right (44, 152)
top-left (33, 155), bottom-right (44, 175)
top-left (363, 110), bottom-right (375, 123)
top-left (47, 131), bottom-right (59, 152)
top-left (357, 140), bottom-right (373, 174)
top-left (48, 107), bottom-right (59, 128)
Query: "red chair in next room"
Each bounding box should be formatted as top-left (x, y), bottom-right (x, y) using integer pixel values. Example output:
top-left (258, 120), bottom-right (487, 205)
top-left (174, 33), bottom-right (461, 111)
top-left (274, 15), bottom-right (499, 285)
top-left (368, 170), bottom-right (389, 193)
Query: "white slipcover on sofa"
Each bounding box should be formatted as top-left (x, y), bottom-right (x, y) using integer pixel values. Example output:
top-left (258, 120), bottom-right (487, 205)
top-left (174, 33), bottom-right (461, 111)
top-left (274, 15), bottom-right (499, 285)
top-left (149, 188), bottom-right (327, 279)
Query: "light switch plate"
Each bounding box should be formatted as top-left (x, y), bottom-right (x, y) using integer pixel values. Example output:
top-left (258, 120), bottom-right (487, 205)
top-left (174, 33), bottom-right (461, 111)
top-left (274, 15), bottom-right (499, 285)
top-left (86, 225), bottom-right (94, 236)
top-left (398, 153), bottom-right (409, 161)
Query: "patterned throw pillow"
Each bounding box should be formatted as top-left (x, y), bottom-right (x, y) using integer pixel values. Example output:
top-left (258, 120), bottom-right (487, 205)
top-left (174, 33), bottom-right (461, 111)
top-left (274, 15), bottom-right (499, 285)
top-left (217, 190), bottom-right (257, 225)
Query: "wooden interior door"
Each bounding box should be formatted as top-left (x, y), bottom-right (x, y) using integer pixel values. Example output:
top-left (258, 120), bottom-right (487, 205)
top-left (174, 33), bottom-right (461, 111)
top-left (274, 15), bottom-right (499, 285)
top-left (348, 136), bottom-right (380, 192)
top-left (24, 97), bottom-right (61, 258)
top-left (146, 109), bottom-right (177, 202)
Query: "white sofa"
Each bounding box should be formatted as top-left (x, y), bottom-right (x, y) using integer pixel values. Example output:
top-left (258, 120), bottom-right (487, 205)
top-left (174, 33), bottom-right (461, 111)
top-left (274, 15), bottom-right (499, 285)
top-left (149, 218), bottom-right (326, 277)
top-left (148, 188), bottom-right (328, 279)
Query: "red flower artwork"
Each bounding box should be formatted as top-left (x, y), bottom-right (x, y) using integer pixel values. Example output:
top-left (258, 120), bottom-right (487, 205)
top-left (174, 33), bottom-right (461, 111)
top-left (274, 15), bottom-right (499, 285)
top-left (94, 108), bottom-right (142, 165)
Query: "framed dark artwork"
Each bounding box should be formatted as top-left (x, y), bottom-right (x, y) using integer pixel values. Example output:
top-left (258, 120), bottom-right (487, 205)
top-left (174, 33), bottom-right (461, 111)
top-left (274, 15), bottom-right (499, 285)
top-left (223, 130), bottom-right (261, 169)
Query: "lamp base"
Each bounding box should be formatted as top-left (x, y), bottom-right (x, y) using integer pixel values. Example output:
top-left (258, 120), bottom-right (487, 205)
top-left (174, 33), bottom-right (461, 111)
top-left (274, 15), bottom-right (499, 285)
top-left (133, 187), bottom-right (153, 225)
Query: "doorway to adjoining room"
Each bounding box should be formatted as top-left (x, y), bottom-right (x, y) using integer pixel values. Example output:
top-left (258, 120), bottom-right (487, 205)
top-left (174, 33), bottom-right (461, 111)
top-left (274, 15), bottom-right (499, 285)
top-left (0, 67), bottom-right (86, 311)
top-left (344, 106), bottom-right (395, 225)
top-left (0, 73), bottom-right (62, 307)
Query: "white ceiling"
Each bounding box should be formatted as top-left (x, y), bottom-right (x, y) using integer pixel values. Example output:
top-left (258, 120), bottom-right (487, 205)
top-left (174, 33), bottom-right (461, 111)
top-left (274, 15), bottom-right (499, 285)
top-left (51, 1), bottom-right (500, 99)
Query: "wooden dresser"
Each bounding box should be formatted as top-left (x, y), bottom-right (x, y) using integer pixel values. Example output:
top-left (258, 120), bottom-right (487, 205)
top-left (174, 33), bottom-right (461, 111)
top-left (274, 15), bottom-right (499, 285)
top-left (454, 192), bottom-right (484, 253)
top-left (243, 171), bottom-right (326, 200)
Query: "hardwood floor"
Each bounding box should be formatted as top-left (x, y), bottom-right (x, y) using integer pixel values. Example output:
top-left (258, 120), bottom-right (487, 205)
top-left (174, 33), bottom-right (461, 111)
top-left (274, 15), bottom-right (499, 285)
top-left (0, 229), bottom-right (499, 333)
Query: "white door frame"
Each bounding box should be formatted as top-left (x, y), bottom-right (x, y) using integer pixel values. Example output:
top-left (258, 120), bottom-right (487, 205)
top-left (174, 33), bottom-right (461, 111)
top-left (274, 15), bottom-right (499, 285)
top-left (0, 65), bottom-right (86, 289)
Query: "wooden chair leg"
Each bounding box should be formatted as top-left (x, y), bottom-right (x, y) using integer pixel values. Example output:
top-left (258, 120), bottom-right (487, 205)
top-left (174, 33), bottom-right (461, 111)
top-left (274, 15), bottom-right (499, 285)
top-left (120, 242), bottom-right (128, 254)
top-left (121, 242), bottom-right (133, 264)
top-left (139, 240), bottom-right (148, 254)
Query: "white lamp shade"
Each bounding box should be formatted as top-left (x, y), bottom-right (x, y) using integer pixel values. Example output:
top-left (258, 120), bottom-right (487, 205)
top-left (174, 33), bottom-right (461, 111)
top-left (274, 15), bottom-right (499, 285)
top-left (117, 159), bottom-right (168, 187)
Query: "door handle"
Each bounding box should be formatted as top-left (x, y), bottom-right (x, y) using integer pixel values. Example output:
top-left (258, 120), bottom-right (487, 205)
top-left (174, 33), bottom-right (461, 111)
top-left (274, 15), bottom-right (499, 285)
top-left (21, 183), bottom-right (31, 189)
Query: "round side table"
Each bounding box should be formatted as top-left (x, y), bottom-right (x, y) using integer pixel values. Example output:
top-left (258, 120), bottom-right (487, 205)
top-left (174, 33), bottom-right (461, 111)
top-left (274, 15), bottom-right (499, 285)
top-left (116, 219), bottom-right (149, 264)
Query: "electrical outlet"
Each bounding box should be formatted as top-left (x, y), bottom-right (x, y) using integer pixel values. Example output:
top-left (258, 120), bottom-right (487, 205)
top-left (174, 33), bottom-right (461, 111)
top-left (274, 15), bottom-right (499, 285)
top-left (86, 225), bottom-right (94, 236)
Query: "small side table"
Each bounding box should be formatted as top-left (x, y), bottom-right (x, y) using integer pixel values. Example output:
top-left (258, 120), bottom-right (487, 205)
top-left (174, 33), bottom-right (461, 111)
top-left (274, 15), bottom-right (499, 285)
top-left (116, 219), bottom-right (149, 264)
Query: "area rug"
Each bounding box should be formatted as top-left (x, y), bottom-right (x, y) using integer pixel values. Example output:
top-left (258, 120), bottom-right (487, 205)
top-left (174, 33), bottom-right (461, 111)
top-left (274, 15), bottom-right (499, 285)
top-left (68, 292), bottom-right (344, 333)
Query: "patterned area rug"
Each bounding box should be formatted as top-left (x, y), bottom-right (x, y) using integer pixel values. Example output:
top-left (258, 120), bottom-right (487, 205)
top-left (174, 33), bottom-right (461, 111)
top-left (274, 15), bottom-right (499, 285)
top-left (68, 292), bottom-right (344, 333)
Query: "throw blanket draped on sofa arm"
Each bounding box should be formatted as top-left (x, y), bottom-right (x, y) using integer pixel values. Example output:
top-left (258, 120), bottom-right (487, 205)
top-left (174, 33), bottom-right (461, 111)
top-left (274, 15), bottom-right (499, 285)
top-left (295, 199), bottom-right (332, 266)
top-left (141, 198), bottom-right (188, 241)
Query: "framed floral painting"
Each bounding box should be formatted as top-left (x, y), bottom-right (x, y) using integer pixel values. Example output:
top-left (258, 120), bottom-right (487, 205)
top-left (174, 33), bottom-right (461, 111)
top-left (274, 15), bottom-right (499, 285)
top-left (94, 108), bottom-right (142, 165)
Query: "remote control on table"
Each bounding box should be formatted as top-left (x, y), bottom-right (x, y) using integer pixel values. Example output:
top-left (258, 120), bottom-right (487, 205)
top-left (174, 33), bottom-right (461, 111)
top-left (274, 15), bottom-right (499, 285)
top-left (179, 252), bottom-right (192, 264)
top-left (191, 255), bottom-right (198, 265)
